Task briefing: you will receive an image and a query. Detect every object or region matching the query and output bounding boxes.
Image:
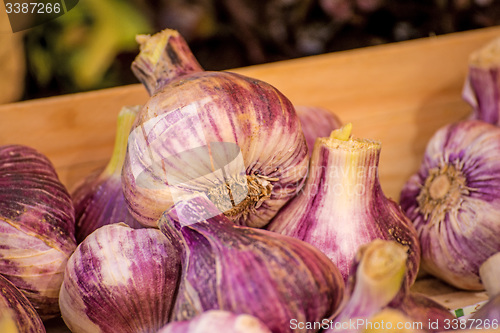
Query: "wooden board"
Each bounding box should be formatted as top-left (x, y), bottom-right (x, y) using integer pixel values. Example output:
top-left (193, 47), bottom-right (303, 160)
top-left (2, 26), bottom-right (500, 329)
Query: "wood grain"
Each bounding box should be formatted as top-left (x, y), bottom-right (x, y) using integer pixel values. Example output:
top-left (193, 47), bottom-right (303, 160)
top-left (2, 27), bottom-right (500, 320)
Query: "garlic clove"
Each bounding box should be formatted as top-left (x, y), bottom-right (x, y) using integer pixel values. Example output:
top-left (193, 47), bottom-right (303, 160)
top-left (294, 105), bottom-right (342, 155)
top-left (0, 145), bottom-right (76, 320)
top-left (59, 223), bottom-right (181, 333)
top-left (400, 120), bottom-right (500, 290)
top-left (123, 29), bottom-right (309, 228)
top-left (267, 124), bottom-right (421, 286)
top-left (0, 274), bottom-right (45, 333)
top-left (158, 195), bottom-right (345, 333)
top-left (157, 310), bottom-right (272, 333)
top-left (71, 105), bottom-right (144, 243)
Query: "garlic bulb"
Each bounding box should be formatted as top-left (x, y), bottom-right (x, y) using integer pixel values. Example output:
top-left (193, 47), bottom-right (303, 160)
top-left (158, 195), bottom-right (345, 333)
top-left (0, 274), bottom-right (45, 333)
top-left (400, 120), bottom-right (500, 290)
top-left (462, 37), bottom-right (500, 125)
top-left (72, 105), bottom-right (144, 243)
top-left (325, 240), bottom-right (408, 333)
top-left (294, 105), bottom-right (342, 155)
top-left (59, 224), bottom-right (181, 333)
top-left (0, 145), bottom-right (76, 319)
top-left (267, 124), bottom-right (421, 285)
top-left (157, 310), bottom-right (272, 333)
top-left (122, 29), bottom-right (309, 228)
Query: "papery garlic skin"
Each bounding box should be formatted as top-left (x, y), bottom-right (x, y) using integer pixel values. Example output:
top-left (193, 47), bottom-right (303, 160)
top-left (157, 310), bottom-right (272, 333)
top-left (0, 274), bottom-right (45, 333)
top-left (158, 196), bottom-right (345, 333)
top-left (295, 105), bottom-right (342, 155)
top-left (0, 145), bottom-right (76, 319)
top-left (122, 29), bottom-right (309, 229)
top-left (59, 224), bottom-right (181, 333)
top-left (400, 120), bottom-right (500, 290)
top-left (267, 126), bottom-right (421, 285)
top-left (72, 105), bottom-right (144, 243)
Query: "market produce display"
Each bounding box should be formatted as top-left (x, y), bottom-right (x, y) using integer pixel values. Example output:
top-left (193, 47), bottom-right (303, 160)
top-left (1, 28), bottom-right (500, 333)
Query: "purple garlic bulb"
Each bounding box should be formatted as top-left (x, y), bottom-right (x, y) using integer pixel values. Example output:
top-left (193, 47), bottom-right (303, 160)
top-left (59, 224), bottom-right (181, 333)
top-left (0, 144), bottom-right (76, 319)
top-left (122, 29), bottom-right (309, 229)
top-left (0, 274), bottom-right (45, 333)
top-left (400, 120), bottom-right (500, 290)
top-left (71, 105), bottom-right (144, 243)
top-left (158, 195), bottom-right (345, 333)
top-left (157, 310), bottom-right (272, 333)
top-left (267, 124), bottom-right (421, 286)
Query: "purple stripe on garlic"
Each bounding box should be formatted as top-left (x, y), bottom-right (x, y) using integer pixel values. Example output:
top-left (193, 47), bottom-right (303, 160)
top-left (0, 274), bottom-right (45, 333)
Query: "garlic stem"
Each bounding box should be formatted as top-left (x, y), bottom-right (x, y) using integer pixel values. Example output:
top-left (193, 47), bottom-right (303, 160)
top-left (332, 240), bottom-right (407, 325)
top-left (102, 105), bottom-right (140, 177)
top-left (132, 29), bottom-right (204, 95)
top-left (462, 37), bottom-right (500, 125)
top-left (479, 252), bottom-right (500, 297)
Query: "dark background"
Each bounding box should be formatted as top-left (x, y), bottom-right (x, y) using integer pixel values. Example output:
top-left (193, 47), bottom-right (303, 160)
top-left (19, 0), bottom-right (500, 100)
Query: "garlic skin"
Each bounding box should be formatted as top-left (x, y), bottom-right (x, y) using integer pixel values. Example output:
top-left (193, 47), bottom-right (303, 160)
top-left (462, 37), bottom-right (500, 125)
top-left (157, 310), bottom-right (272, 333)
top-left (59, 224), bottom-right (181, 333)
top-left (325, 240), bottom-right (408, 333)
top-left (158, 195), bottom-right (345, 333)
top-left (0, 145), bottom-right (76, 319)
top-left (0, 274), bottom-right (45, 333)
top-left (267, 125), bottom-right (421, 285)
top-left (400, 120), bottom-right (500, 290)
top-left (294, 105), bottom-right (342, 155)
top-left (122, 29), bottom-right (309, 228)
top-left (72, 105), bottom-right (144, 243)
